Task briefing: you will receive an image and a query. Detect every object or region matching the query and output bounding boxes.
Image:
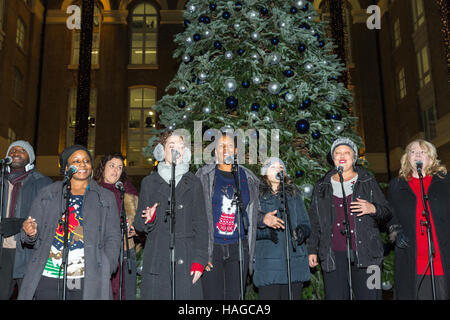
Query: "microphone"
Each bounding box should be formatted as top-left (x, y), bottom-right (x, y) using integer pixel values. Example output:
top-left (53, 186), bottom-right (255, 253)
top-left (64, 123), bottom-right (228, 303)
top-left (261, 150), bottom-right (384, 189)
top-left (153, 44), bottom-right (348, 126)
top-left (115, 181), bottom-right (125, 192)
top-left (416, 161), bottom-right (423, 174)
top-left (224, 155), bottom-right (234, 165)
top-left (171, 149), bottom-right (180, 164)
top-left (276, 170), bottom-right (284, 181)
top-left (337, 166), bottom-right (344, 175)
top-left (0, 156), bottom-right (12, 166)
top-left (62, 165), bottom-right (77, 185)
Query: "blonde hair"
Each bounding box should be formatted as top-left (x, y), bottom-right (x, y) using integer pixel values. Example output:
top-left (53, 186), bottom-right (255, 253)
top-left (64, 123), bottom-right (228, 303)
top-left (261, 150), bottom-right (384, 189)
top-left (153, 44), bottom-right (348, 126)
top-left (399, 139), bottom-right (447, 180)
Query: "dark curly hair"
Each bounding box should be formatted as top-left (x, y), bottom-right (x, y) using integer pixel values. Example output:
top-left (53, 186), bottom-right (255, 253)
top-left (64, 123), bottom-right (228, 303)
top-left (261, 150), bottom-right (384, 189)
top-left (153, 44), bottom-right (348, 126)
top-left (93, 153), bottom-right (128, 184)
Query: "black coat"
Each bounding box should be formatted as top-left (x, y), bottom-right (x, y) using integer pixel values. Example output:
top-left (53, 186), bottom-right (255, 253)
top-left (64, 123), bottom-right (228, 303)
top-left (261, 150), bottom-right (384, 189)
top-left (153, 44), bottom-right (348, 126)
top-left (387, 173), bottom-right (450, 299)
top-left (134, 171), bottom-right (209, 300)
top-left (307, 166), bottom-right (392, 272)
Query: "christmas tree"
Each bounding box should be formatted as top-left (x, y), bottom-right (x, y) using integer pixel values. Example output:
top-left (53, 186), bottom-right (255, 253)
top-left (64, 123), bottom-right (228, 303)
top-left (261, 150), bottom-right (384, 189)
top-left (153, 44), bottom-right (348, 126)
top-left (147, 0), bottom-right (361, 193)
top-left (145, 0), bottom-right (363, 300)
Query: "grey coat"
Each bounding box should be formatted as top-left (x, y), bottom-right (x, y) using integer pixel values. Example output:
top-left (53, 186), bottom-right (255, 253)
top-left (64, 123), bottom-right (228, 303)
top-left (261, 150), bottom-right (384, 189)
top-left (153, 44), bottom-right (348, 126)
top-left (195, 164), bottom-right (261, 274)
top-left (0, 169), bottom-right (52, 279)
top-left (133, 171), bottom-right (209, 300)
top-left (18, 180), bottom-right (121, 300)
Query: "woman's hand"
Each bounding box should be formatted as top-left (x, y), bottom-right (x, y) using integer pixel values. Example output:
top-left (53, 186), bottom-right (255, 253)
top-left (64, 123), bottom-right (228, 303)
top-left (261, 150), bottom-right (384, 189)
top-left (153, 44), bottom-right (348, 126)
top-left (191, 270), bottom-right (202, 284)
top-left (263, 210), bottom-right (285, 230)
top-left (22, 216), bottom-right (37, 237)
top-left (309, 254), bottom-right (318, 268)
top-left (205, 261), bottom-right (213, 272)
top-left (350, 198), bottom-right (376, 216)
top-left (141, 203), bottom-right (159, 224)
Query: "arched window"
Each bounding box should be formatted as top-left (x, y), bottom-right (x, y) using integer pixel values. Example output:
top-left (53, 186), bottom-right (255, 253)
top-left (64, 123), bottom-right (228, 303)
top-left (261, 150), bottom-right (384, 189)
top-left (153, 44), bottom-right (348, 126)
top-left (130, 2), bottom-right (158, 65)
top-left (127, 86), bottom-right (157, 167)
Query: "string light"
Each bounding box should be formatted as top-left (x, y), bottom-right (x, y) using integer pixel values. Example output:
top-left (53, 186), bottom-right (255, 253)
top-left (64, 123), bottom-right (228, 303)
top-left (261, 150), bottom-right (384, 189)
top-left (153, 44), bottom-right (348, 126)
top-left (436, 0), bottom-right (449, 82)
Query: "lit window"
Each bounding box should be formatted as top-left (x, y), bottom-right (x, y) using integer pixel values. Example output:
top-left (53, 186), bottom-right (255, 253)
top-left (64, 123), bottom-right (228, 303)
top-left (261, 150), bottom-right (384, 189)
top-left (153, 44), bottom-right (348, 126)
top-left (411, 0), bottom-right (425, 31)
top-left (416, 45), bottom-right (431, 88)
top-left (130, 3), bottom-right (158, 65)
top-left (397, 68), bottom-right (407, 99)
top-left (128, 87), bottom-right (157, 167)
top-left (16, 18), bottom-right (25, 50)
top-left (67, 88), bottom-right (97, 156)
top-left (393, 18), bottom-right (401, 48)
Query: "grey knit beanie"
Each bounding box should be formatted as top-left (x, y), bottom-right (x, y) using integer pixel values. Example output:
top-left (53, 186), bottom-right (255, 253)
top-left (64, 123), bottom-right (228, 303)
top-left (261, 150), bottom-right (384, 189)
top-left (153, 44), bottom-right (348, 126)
top-left (331, 137), bottom-right (358, 163)
top-left (260, 157), bottom-right (287, 176)
top-left (7, 140), bottom-right (35, 171)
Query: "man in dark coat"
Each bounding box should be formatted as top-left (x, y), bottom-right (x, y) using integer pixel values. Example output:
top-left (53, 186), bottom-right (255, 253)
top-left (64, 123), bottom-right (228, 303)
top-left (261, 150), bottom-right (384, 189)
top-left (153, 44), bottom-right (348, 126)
top-left (0, 140), bottom-right (52, 299)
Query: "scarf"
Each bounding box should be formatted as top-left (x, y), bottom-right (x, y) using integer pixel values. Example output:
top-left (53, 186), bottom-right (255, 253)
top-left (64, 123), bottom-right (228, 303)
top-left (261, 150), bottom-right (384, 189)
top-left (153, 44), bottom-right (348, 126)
top-left (6, 169), bottom-right (30, 218)
top-left (157, 161), bottom-right (189, 187)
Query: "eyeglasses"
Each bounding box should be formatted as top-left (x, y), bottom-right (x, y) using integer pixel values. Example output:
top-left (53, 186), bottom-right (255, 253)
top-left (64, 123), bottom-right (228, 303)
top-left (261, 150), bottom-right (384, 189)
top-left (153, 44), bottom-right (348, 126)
top-left (408, 150), bottom-right (427, 156)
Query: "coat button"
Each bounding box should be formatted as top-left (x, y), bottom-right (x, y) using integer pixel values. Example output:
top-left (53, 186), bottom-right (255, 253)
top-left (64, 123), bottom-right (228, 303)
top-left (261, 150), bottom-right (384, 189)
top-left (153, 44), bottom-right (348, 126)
top-left (177, 259), bottom-right (184, 265)
top-left (177, 204), bottom-right (183, 210)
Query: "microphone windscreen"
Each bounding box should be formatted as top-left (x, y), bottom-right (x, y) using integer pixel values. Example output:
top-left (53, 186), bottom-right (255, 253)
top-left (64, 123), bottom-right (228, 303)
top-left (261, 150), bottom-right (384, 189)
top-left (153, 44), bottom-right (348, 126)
top-left (416, 160), bottom-right (423, 170)
top-left (5, 156), bottom-right (13, 165)
top-left (337, 166), bottom-right (343, 173)
top-left (224, 155), bottom-right (234, 165)
top-left (68, 165), bottom-right (78, 174)
top-left (115, 181), bottom-right (124, 190)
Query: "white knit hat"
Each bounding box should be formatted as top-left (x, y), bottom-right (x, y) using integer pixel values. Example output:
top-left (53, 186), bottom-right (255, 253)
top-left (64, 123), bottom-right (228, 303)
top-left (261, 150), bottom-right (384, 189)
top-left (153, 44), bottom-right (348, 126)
top-left (6, 140), bottom-right (35, 171)
top-left (330, 137), bottom-right (358, 163)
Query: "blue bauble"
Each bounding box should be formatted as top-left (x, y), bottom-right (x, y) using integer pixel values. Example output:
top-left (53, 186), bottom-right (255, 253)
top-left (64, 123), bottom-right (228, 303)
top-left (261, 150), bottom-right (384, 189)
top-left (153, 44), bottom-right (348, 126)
top-left (290, 6), bottom-right (298, 14)
top-left (251, 103), bottom-right (260, 111)
top-left (209, 3), bottom-right (216, 11)
top-left (284, 70), bottom-right (294, 77)
top-left (298, 43), bottom-right (306, 53)
top-left (178, 101), bottom-right (186, 109)
top-left (226, 96), bottom-right (238, 109)
top-left (295, 170), bottom-right (304, 178)
top-left (184, 19), bottom-right (191, 27)
top-left (241, 81), bottom-right (250, 88)
top-left (300, 22), bottom-right (310, 30)
top-left (271, 37), bottom-right (279, 45)
top-left (312, 131), bottom-right (321, 139)
top-left (296, 119), bottom-right (310, 134)
top-left (235, 2), bottom-right (243, 11)
top-left (199, 16), bottom-right (205, 23)
top-left (314, 33), bottom-right (320, 39)
top-left (301, 3), bottom-right (309, 11)
top-left (318, 40), bottom-right (325, 47)
top-left (214, 40), bottom-right (222, 49)
top-left (223, 11), bottom-right (231, 19)
top-left (260, 7), bottom-right (269, 15)
top-left (193, 33), bottom-right (201, 41)
top-left (268, 103), bottom-right (278, 111)
top-left (303, 98), bottom-right (311, 107)
top-left (204, 16), bottom-right (211, 24)
top-left (237, 48), bottom-right (245, 55)
top-left (331, 113), bottom-right (342, 120)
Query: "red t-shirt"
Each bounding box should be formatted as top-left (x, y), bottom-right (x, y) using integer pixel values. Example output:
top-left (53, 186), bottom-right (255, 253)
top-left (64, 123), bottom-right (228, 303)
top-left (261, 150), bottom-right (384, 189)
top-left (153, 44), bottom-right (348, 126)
top-left (408, 176), bottom-right (444, 276)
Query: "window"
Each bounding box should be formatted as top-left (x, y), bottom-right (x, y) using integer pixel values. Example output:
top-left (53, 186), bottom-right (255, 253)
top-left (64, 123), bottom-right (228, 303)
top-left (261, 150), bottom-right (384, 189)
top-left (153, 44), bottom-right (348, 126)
top-left (397, 68), bottom-right (407, 99)
top-left (67, 88), bottom-right (97, 156)
top-left (416, 45), bottom-right (431, 88)
top-left (392, 18), bottom-right (401, 48)
top-left (71, 5), bottom-right (101, 66)
top-left (128, 87), bottom-right (157, 167)
top-left (13, 68), bottom-right (24, 104)
top-left (422, 106), bottom-right (437, 140)
top-left (16, 18), bottom-right (26, 50)
top-left (130, 3), bottom-right (158, 65)
top-left (0, 0), bottom-right (5, 30)
top-left (7, 128), bottom-right (16, 145)
top-left (411, 0), bottom-right (425, 31)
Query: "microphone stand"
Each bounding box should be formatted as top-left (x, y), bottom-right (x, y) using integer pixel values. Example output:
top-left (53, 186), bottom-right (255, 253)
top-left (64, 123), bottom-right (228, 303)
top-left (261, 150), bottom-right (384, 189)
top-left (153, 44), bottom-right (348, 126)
top-left (338, 169), bottom-right (354, 300)
top-left (118, 186), bottom-right (131, 300)
top-left (417, 168), bottom-right (437, 300)
top-left (59, 180), bottom-right (71, 300)
top-left (0, 161), bottom-right (8, 264)
top-left (231, 156), bottom-right (247, 300)
top-left (278, 171), bottom-right (297, 300)
top-left (165, 157), bottom-right (176, 300)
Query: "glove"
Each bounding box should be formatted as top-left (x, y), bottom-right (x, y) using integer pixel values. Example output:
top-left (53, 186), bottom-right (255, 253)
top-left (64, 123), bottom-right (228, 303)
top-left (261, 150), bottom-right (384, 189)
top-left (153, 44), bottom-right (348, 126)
top-left (0, 218), bottom-right (26, 238)
top-left (395, 230), bottom-right (409, 249)
top-left (295, 225), bottom-right (306, 245)
top-left (389, 224), bottom-right (409, 249)
top-left (269, 229), bottom-right (278, 244)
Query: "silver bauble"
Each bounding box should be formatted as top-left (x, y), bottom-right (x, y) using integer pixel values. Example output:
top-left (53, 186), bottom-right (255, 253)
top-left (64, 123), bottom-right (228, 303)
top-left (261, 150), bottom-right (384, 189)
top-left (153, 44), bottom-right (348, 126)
top-left (268, 81), bottom-right (281, 94)
top-left (225, 79), bottom-right (238, 92)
